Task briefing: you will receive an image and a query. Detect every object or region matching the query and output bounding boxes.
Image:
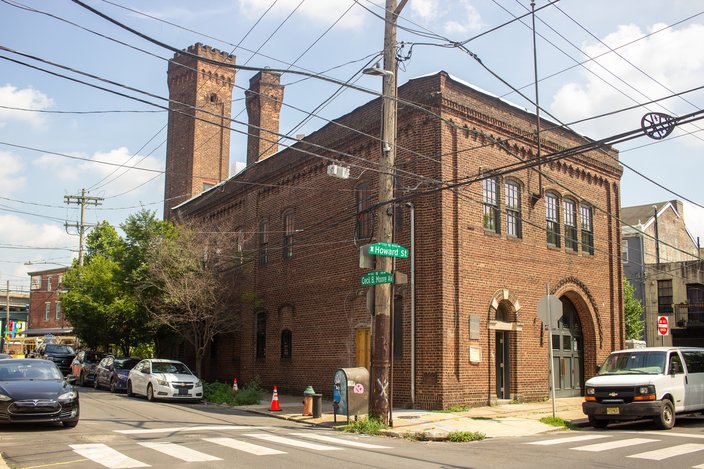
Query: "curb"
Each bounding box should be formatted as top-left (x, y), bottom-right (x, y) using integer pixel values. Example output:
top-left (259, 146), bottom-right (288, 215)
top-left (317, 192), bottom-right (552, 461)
top-left (0, 452), bottom-right (10, 469)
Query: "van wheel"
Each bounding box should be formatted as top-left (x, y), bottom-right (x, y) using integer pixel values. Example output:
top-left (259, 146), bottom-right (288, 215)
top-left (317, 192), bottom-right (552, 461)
top-left (654, 399), bottom-right (675, 430)
top-left (588, 416), bottom-right (609, 428)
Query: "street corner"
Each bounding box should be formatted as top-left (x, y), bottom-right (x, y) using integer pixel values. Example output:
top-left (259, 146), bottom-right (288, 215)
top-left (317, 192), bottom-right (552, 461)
top-left (381, 427), bottom-right (449, 441)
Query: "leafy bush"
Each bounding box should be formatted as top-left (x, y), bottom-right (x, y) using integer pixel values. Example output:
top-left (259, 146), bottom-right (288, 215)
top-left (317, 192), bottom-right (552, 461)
top-left (203, 376), bottom-right (264, 406)
top-left (341, 416), bottom-right (388, 435)
top-left (447, 431), bottom-right (485, 442)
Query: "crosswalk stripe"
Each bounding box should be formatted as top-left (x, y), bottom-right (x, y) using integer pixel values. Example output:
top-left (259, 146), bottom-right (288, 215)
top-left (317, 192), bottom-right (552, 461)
top-left (204, 437), bottom-right (286, 456)
top-left (288, 432), bottom-right (392, 449)
top-left (244, 433), bottom-right (343, 451)
top-left (572, 438), bottom-right (658, 452)
top-left (528, 435), bottom-right (610, 446)
top-left (70, 444), bottom-right (149, 468)
top-left (115, 425), bottom-right (272, 435)
top-left (137, 442), bottom-right (222, 462)
top-left (628, 443), bottom-right (704, 461)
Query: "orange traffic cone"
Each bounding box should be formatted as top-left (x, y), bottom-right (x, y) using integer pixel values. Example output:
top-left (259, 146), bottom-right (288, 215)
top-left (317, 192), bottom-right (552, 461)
top-left (269, 386), bottom-right (281, 411)
top-left (232, 378), bottom-right (238, 392)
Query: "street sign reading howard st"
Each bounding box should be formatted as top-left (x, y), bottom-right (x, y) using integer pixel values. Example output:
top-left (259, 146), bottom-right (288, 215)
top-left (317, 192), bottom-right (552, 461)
top-left (367, 242), bottom-right (408, 258)
top-left (360, 271), bottom-right (394, 286)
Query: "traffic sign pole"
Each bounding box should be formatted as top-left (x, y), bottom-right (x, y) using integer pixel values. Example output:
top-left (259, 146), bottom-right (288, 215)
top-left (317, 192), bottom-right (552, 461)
top-left (546, 284), bottom-right (556, 418)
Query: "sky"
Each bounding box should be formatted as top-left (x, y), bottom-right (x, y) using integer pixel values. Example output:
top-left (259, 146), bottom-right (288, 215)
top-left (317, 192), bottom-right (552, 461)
top-left (1, 0), bottom-right (703, 290)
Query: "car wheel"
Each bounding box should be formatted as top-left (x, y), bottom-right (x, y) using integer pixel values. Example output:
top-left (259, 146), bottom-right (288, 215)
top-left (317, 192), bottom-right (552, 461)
top-left (93, 377), bottom-right (100, 390)
top-left (78, 372), bottom-right (85, 387)
top-left (110, 378), bottom-right (117, 393)
top-left (147, 384), bottom-right (155, 402)
top-left (588, 416), bottom-right (609, 429)
top-left (654, 399), bottom-right (675, 430)
top-left (62, 419), bottom-right (79, 428)
top-left (126, 381), bottom-right (134, 397)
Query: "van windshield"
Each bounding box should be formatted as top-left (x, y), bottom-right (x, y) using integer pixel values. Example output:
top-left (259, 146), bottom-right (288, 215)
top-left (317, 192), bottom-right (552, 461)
top-left (598, 351), bottom-right (666, 375)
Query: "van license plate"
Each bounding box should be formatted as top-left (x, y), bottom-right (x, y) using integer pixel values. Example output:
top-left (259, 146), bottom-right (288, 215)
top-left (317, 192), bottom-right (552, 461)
top-left (607, 407), bottom-right (619, 415)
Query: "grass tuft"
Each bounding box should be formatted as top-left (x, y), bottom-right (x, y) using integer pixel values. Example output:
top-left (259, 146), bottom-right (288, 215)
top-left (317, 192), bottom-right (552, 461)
top-left (341, 416), bottom-right (388, 435)
top-left (539, 416), bottom-right (576, 429)
top-left (447, 431), bottom-right (486, 442)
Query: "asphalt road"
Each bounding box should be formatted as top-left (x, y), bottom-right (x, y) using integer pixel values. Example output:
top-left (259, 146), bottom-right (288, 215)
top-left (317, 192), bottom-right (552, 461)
top-left (2, 388), bottom-right (704, 468)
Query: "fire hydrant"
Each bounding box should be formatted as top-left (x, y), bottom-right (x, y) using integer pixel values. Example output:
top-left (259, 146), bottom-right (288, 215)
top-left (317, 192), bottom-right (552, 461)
top-left (303, 386), bottom-right (315, 416)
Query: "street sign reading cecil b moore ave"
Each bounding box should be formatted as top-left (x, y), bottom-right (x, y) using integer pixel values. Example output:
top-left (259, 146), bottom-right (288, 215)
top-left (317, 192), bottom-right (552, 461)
top-left (367, 242), bottom-right (408, 258)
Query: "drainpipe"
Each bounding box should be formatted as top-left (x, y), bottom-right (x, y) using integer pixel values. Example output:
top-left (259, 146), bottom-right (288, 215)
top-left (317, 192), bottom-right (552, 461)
top-left (406, 202), bottom-right (416, 408)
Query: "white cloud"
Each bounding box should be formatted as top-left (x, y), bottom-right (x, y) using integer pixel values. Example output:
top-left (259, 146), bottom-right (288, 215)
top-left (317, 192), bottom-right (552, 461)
top-left (0, 151), bottom-right (26, 196)
top-left (409, 0), bottom-right (481, 38)
top-left (550, 22), bottom-right (704, 138)
top-left (683, 202), bottom-right (704, 245)
top-left (31, 147), bottom-right (162, 196)
top-left (238, 0), bottom-right (365, 30)
top-left (0, 214), bottom-right (73, 249)
top-left (0, 84), bottom-right (53, 128)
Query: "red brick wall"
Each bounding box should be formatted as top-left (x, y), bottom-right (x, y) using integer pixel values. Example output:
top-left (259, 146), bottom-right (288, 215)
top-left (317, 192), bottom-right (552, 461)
top-left (173, 70), bottom-right (624, 409)
top-left (28, 268), bottom-right (69, 331)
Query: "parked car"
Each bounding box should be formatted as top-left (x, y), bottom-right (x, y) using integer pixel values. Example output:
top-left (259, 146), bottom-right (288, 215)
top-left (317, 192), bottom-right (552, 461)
top-left (583, 346), bottom-right (704, 429)
top-left (0, 354), bottom-right (11, 359)
top-left (127, 359), bottom-right (203, 402)
top-left (70, 350), bottom-right (106, 386)
top-left (0, 358), bottom-right (79, 427)
top-left (28, 343), bottom-right (76, 375)
top-left (94, 356), bottom-right (140, 393)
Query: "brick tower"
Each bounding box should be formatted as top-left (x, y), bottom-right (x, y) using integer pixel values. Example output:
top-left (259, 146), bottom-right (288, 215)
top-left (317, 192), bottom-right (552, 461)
top-left (164, 43), bottom-right (236, 220)
top-left (245, 71), bottom-right (284, 166)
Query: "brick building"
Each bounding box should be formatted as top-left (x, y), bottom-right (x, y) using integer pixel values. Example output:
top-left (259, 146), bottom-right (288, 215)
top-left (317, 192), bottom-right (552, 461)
top-left (26, 267), bottom-right (71, 338)
top-left (165, 44), bottom-right (624, 408)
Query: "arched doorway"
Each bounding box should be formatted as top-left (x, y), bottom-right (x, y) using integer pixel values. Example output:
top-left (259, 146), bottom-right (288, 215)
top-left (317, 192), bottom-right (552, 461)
top-left (495, 303), bottom-right (511, 400)
top-left (551, 297), bottom-right (584, 397)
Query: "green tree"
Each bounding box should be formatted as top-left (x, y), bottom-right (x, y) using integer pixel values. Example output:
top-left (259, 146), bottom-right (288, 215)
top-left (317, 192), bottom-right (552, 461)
top-left (62, 210), bottom-right (175, 355)
top-left (624, 277), bottom-right (644, 340)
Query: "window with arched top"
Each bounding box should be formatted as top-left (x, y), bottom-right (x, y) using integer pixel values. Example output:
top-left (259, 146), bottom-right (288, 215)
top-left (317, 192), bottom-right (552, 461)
top-left (283, 210), bottom-right (294, 260)
top-left (280, 329), bottom-right (292, 359)
top-left (483, 177), bottom-right (500, 233)
top-left (504, 180), bottom-right (522, 238)
top-left (580, 204), bottom-right (594, 255)
top-left (564, 198), bottom-right (577, 252)
top-left (258, 219), bottom-right (269, 266)
top-left (545, 192), bottom-right (561, 247)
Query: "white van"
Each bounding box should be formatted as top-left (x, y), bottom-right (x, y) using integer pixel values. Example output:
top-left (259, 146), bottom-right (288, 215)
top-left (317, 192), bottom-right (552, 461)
top-left (582, 347), bottom-right (704, 429)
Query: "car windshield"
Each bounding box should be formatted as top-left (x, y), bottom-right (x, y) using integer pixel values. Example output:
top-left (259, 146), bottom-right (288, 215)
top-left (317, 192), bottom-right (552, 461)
top-left (0, 361), bottom-right (63, 380)
top-left (86, 352), bottom-right (105, 362)
top-left (115, 358), bottom-right (140, 370)
top-left (151, 362), bottom-right (192, 374)
top-left (45, 344), bottom-right (75, 354)
top-left (598, 351), bottom-right (666, 375)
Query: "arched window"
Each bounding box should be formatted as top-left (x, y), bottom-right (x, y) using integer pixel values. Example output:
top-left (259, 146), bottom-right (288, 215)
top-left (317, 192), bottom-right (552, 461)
top-left (256, 312), bottom-right (267, 359)
top-left (545, 192), bottom-right (561, 247)
top-left (356, 182), bottom-right (373, 240)
top-left (483, 177), bottom-right (500, 233)
top-left (564, 198), bottom-right (577, 252)
top-left (280, 329), bottom-right (292, 359)
top-left (283, 211), bottom-right (294, 260)
top-left (258, 219), bottom-right (269, 266)
top-left (580, 204), bottom-right (594, 255)
top-left (504, 180), bottom-right (522, 238)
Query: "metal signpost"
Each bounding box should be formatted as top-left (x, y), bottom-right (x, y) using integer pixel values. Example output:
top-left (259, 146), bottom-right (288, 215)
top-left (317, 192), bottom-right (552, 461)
top-left (538, 286), bottom-right (562, 418)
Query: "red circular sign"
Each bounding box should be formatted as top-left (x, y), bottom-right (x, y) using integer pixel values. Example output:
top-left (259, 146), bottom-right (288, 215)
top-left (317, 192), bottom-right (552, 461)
top-left (657, 316), bottom-right (669, 335)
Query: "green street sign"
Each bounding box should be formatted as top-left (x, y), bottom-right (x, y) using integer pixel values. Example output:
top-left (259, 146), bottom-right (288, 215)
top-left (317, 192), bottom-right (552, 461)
top-left (367, 242), bottom-right (408, 259)
top-left (360, 271), bottom-right (393, 286)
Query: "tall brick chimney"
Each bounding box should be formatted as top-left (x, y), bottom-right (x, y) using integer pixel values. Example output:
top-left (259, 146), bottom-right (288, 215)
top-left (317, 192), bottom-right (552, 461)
top-left (245, 71), bottom-right (284, 166)
top-left (163, 43), bottom-right (235, 220)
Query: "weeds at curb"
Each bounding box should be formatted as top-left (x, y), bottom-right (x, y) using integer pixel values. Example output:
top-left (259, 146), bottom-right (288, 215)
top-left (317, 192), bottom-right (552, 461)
top-left (447, 431), bottom-right (486, 442)
top-left (540, 416), bottom-right (577, 429)
top-left (341, 416), bottom-right (388, 435)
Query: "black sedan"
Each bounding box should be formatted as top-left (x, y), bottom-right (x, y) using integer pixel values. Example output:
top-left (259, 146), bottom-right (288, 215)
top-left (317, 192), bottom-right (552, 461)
top-left (94, 356), bottom-right (140, 393)
top-left (0, 359), bottom-right (79, 427)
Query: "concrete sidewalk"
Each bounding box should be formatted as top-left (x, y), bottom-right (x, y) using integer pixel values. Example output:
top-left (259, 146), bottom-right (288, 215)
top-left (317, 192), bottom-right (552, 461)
top-left (241, 392), bottom-right (589, 440)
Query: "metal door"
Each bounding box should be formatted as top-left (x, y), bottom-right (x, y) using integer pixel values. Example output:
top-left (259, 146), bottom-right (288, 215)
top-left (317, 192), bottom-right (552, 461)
top-left (551, 297), bottom-right (583, 397)
top-left (496, 331), bottom-right (510, 399)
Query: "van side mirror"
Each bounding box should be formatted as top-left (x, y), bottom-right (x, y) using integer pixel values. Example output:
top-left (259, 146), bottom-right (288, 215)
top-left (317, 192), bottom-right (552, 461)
top-left (670, 361), bottom-right (680, 375)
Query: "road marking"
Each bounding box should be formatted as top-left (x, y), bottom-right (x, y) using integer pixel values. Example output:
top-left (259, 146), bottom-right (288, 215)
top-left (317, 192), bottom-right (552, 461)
top-left (527, 435), bottom-right (610, 446)
top-left (572, 438), bottom-right (658, 452)
top-left (137, 442), bottom-right (222, 462)
top-left (203, 437), bottom-right (286, 456)
top-left (288, 432), bottom-right (392, 449)
top-left (115, 425), bottom-right (272, 434)
top-left (70, 444), bottom-right (149, 468)
top-left (244, 433), bottom-right (343, 451)
top-left (628, 443), bottom-right (704, 460)
top-left (638, 431), bottom-right (704, 440)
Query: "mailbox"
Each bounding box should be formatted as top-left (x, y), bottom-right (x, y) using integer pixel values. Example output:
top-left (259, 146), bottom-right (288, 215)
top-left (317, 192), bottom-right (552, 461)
top-left (333, 367), bottom-right (369, 423)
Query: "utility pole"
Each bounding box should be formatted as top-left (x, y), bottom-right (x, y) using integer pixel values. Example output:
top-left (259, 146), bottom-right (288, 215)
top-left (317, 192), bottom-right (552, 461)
top-left (64, 189), bottom-right (103, 266)
top-left (5, 280), bottom-right (9, 353)
top-left (370, 0), bottom-right (406, 425)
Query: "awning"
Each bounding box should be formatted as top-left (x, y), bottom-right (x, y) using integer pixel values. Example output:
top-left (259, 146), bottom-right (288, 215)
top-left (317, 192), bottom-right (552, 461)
top-left (24, 327), bottom-right (74, 336)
